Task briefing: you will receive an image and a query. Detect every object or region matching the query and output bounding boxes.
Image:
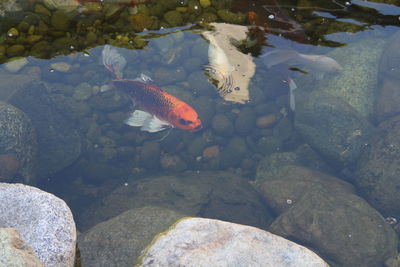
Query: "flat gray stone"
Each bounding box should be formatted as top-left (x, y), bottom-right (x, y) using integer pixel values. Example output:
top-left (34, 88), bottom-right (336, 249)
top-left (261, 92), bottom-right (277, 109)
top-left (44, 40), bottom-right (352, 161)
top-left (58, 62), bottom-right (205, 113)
top-left (0, 183), bottom-right (76, 267)
top-left (138, 218), bottom-right (329, 267)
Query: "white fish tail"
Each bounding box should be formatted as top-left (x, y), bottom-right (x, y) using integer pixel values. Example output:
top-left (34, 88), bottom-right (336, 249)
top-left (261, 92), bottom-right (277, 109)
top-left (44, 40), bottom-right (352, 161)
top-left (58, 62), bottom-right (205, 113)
top-left (102, 45), bottom-right (127, 79)
top-left (261, 49), bottom-right (299, 68)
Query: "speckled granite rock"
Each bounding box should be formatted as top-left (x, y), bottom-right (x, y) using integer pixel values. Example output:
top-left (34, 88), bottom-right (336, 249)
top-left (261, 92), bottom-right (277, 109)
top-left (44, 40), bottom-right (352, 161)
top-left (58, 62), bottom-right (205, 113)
top-left (0, 101), bottom-right (36, 183)
top-left (269, 185), bottom-right (398, 267)
top-left (0, 228), bottom-right (45, 267)
top-left (0, 183), bottom-right (76, 267)
top-left (297, 36), bottom-right (385, 118)
top-left (138, 218), bottom-right (329, 267)
top-left (355, 115), bottom-right (400, 216)
top-left (295, 90), bottom-right (374, 168)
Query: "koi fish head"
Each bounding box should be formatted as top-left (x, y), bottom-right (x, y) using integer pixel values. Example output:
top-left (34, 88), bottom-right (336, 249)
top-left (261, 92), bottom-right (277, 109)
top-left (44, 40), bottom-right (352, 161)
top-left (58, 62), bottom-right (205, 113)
top-left (168, 104), bottom-right (202, 132)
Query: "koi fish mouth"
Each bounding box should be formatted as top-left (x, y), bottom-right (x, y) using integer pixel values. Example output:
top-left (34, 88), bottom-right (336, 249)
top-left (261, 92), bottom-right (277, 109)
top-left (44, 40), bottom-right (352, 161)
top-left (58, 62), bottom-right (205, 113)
top-left (191, 125), bottom-right (203, 132)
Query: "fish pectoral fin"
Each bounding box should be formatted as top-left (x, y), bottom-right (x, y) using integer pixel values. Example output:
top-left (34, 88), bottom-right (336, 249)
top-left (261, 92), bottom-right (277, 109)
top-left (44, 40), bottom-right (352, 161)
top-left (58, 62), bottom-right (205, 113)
top-left (124, 110), bottom-right (153, 127)
top-left (141, 115), bottom-right (172, 133)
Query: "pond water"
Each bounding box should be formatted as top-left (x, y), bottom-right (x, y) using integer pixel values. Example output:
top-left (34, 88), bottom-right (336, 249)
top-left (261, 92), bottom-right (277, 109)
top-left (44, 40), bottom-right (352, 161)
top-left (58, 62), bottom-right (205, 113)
top-left (1, 0), bottom-right (400, 266)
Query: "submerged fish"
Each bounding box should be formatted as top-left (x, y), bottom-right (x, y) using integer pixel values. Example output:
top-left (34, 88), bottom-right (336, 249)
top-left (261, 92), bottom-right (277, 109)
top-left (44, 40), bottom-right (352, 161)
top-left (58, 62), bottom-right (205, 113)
top-left (261, 49), bottom-right (342, 79)
top-left (102, 45), bottom-right (202, 133)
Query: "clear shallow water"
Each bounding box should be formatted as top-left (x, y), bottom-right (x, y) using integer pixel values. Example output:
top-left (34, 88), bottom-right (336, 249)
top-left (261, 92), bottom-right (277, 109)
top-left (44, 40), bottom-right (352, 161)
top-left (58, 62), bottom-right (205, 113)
top-left (1, 0), bottom-right (400, 266)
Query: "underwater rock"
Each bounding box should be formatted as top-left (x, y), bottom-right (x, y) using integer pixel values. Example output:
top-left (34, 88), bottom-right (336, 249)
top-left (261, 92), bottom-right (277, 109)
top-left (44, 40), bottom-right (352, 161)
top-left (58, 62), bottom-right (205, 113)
top-left (256, 165), bottom-right (354, 214)
top-left (8, 82), bottom-right (81, 179)
top-left (0, 101), bottom-right (36, 183)
top-left (73, 82), bottom-right (92, 101)
top-left (50, 62), bottom-right (71, 72)
top-left (43, 0), bottom-right (79, 11)
top-left (295, 90), bottom-right (374, 168)
top-left (211, 113), bottom-right (234, 136)
top-left (152, 67), bottom-right (187, 86)
top-left (234, 107), bottom-right (255, 136)
top-left (160, 154), bottom-right (187, 172)
top-left (354, 115), bottom-right (400, 217)
top-left (138, 218), bottom-right (329, 267)
top-left (79, 206), bottom-right (185, 267)
top-left (6, 45), bottom-right (25, 57)
top-left (199, 0), bottom-right (211, 8)
top-left (256, 114), bottom-right (277, 128)
top-left (376, 31), bottom-right (400, 122)
top-left (187, 136), bottom-right (208, 156)
top-left (34, 4), bottom-right (51, 16)
top-left (0, 228), bottom-right (44, 267)
top-left (220, 137), bottom-right (248, 168)
top-left (269, 185), bottom-right (398, 267)
top-left (375, 79), bottom-right (400, 123)
top-left (187, 71), bottom-right (216, 96)
top-left (0, 154), bottom-right (20, 182)
top-left (30, 41), bottom-right (52, 58)
top-left (296, 36), bottom-right (385, 118)
top-left (163, 10), bottom-right (183, 27)
top-left (4, 57), bottom-right (28, 73)
top-left (217, 9), bottom-right (246, 24)
top-left (89, 89), bottom-right (130, 111)
top-left (257, 136), bottom-right (282, 155)
top-left (129, 13), bottom-right (154, 32)
top-left (136, 141), bottom-right (160, 169)
top-left (256, 145), bottom-right (334, 184)
top-left (202, 145), bottom-right (219, 159)
top-left (0, 183), bottom-right (76, 267)
top-left (79, 171), bottom-right (273, 231)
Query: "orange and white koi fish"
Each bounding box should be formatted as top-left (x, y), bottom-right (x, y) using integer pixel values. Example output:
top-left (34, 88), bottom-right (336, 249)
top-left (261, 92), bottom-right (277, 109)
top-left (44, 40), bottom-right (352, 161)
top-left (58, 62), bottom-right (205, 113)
top-left (102, 45), bottom-right (202, 133)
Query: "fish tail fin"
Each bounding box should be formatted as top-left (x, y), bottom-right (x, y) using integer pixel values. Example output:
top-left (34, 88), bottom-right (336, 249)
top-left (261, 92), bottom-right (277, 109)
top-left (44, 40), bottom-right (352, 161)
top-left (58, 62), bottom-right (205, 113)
top-left (102, 45), bottom-right (127, 79)
top-left (261, 49), bottom-right (298, 68)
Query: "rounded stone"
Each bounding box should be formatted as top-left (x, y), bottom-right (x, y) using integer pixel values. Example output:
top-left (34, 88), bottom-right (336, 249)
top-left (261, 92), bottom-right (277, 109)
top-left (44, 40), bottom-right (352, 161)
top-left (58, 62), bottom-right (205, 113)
top-left (0, 183), bottom-right (76, 267)
top-left (211, 113), bottom-right (234, 136)
top-left (139, 218), bottom-right (329, 267)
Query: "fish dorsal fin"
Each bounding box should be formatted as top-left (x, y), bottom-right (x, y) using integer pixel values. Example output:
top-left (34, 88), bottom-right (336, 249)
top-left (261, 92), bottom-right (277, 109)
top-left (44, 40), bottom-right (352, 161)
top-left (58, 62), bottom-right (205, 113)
top-left (124, 110), bottom-right (172, 132)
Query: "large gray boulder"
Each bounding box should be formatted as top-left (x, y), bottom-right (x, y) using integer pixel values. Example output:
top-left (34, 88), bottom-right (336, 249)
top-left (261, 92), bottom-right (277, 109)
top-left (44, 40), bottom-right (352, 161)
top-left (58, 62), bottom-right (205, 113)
top-left (355, 115), bottom-right (400, 216)
top-left (8, 82), bottom-right (81, 179)
top-left (0, 101), bottom-right (36, 183)
top-left (79, 206), bottom-right (185, 267)
top-left (138, 218), bottom-right (329, 267)
top-left (79, 171), bottom-right (273, 231)
top-left (375, 31), bottom-right (400, 122)
top-left (295, 90), bottom-right (374, 168)
top-left (269, 185), bottom-right (398, 267)
top-left (0, 228), bottom-right (44, 267)
top-left (297, 36), bottom-right (385, 118)
top-left (256, 164), bottom-right (354, 214)
top-left (0, 183), bottom-right (76, 267)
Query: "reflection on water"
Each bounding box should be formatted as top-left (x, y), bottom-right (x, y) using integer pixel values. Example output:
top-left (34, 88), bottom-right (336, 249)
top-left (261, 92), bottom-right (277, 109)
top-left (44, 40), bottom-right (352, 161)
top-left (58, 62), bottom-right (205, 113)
top-left (0, 0), bottom-right (400, 266)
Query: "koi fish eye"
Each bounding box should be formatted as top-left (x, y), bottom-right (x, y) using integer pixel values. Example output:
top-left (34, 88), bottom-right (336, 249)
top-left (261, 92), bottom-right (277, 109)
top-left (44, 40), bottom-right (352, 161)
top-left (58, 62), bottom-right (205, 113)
top-left (179, 119), bottom-right (193, 125)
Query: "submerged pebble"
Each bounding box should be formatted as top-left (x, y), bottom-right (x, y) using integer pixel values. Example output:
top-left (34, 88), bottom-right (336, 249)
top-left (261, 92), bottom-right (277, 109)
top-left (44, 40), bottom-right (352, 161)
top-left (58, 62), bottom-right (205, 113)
top-left (50, 62), bottom-right (71, 72)
top-left (4, 57), bottom-right (28, 72)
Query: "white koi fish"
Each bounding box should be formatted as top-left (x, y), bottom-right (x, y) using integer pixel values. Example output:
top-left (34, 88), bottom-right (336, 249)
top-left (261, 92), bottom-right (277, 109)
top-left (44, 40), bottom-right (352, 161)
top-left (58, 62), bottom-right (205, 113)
top-left (261, 49), bottom-right (342, 79)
